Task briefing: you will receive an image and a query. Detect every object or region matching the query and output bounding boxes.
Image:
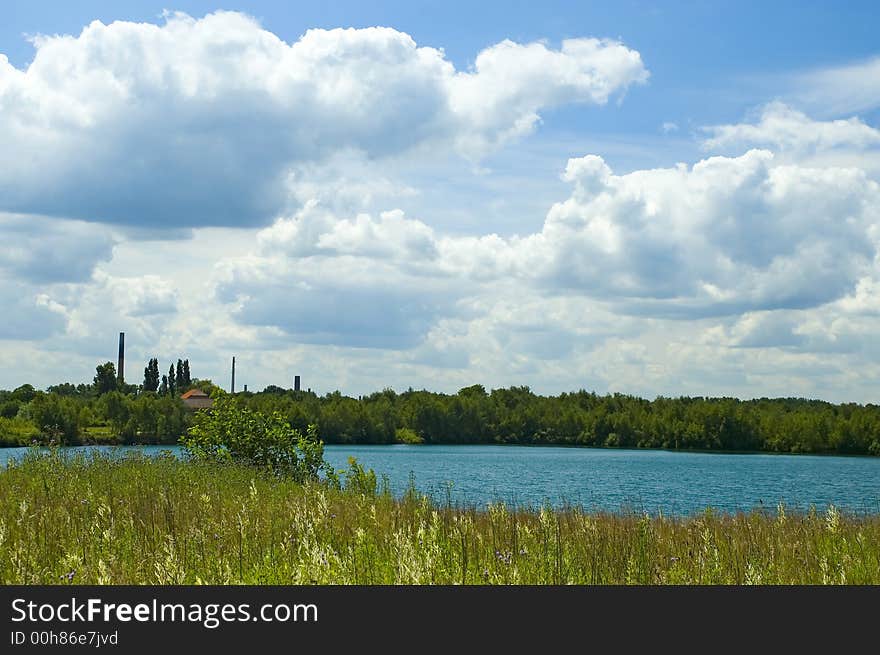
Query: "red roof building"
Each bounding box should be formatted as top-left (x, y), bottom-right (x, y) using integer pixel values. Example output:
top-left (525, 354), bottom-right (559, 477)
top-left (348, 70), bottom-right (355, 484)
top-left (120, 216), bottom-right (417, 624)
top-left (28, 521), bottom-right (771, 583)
top-left (180, 388), bottom-right (213, 411)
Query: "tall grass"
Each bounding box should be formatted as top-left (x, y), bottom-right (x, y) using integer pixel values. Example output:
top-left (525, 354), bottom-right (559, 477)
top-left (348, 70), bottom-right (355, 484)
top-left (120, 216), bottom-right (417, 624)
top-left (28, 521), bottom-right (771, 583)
top-left (1, 450), bottom-right (879, 584)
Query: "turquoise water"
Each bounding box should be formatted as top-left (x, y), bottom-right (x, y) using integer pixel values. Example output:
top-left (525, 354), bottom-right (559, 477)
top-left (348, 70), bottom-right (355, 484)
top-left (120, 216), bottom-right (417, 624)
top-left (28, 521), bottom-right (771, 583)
top-left (3, 444), bottom-right (880, 515)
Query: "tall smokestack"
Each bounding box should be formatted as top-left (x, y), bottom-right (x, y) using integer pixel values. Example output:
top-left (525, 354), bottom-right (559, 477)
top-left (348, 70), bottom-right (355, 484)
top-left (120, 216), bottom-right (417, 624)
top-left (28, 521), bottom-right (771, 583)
top-left (231, 356), bottom-right (236, 393)
top-left (294, 375), bottom-right (301, 392)
top-left (117, 332), bottom-right (125, 384)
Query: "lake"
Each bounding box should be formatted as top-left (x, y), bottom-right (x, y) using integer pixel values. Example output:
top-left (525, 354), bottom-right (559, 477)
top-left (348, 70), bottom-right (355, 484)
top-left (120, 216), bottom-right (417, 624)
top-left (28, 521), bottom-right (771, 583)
top-left (3, 444), bottom-right (879, 515)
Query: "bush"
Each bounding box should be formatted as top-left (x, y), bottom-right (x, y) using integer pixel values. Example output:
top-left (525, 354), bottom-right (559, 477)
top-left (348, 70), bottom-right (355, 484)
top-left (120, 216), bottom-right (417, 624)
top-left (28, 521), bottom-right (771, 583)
top-left (0, 416), bottom-right (40, 446)
top-left (343, 456), bottom-right (378, 496)
top-left (394, 427), bottom-right (424, 444)
top-left (180, 391), bottom-right (327, 481)
top-left (22, 393), bottom-right (81, 444)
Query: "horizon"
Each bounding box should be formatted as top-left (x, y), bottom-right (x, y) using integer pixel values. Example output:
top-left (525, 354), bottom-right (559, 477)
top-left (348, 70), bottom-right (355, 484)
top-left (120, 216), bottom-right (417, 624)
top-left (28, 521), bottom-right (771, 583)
top-left (2, 2), bottom-right (880, 404)
top-left (8, 359), bottom-right (878, 407)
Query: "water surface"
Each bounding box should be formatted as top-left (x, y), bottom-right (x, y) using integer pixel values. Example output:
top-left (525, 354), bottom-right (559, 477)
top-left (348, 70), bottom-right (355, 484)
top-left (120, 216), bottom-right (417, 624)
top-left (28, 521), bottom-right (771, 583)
top-left (3, 444), bottom-right (879, 515)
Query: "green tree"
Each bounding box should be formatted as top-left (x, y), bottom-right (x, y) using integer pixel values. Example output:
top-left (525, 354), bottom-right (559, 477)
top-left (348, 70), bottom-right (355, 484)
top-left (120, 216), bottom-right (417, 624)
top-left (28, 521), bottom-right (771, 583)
top-left (93, 362), bottom-right (118, 395)
top-left (182, 359), bottom-right (191, 387)
top-left (143, 358), bottom-right (160, 393)
top-left (181, 392), bottom-right (327, 481)
top-left (12, 384), bottom-right (37, 403)
top-left (24, 393), bottom-right (81, 444)
top-left (101, 391), bottom-right (131, 440)
top-left (168, 363), bottom-right (176, 397)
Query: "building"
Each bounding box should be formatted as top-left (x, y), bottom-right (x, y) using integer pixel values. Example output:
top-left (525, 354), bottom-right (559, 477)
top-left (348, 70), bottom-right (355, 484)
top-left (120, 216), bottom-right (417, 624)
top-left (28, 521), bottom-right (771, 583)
top-left (180, 388), bottom-right (213, 411)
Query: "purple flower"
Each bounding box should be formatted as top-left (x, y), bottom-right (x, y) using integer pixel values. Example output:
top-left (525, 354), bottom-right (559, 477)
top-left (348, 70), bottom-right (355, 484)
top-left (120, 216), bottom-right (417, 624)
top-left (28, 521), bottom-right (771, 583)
top-left (494, 550), bottom-right (512, 565)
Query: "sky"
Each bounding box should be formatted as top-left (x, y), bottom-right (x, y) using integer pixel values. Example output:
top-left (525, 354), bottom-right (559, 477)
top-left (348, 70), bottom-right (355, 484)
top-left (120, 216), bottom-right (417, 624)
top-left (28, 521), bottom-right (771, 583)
top-left (2, 1), bottom-right (880, 401)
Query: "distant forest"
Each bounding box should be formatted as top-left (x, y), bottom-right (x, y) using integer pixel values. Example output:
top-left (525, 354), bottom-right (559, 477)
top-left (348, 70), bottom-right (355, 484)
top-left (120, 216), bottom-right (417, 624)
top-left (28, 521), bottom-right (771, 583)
top-left (1, 359), bottom-right (880, 456)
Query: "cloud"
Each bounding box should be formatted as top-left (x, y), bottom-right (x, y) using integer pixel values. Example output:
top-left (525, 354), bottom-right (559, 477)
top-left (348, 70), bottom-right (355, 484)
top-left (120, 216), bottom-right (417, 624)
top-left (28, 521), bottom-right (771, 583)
top-left (448, 37), bottom-right (649, 157)
top-left (724, 311), bottom-right (806, 349)
top-left (258, 202), bottom-right (439, 265)
top-left (214, 116), bottom-right (880, 354)
top-left (708, 269), bottom-right (880, 357)
top-left (0, 11), bottom-right (647, 229)
top-left (0, 281), bottom-right (68, 340)
top-left (702, 101), bottom-right (880, 153)
top-left (90, 271), bottom-right (179, 317)
top-left (0, 214), bottom-right (116, 283)
top-left (791, 56), bottom-right (880, 116)
top-left (215, 258), bottom-right (459, 349)
top-left (530, 149), bottom-right (880, 316)
top-left (214, 204), bottom-right (463, 349)
top-left (661, 121), bottom-right (679, 133)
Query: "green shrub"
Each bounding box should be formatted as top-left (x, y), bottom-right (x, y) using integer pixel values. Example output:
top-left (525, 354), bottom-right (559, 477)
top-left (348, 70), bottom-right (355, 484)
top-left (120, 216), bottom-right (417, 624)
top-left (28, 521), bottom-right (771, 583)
top-left (180, 391), bottom-right (327, 481)
top-left (0, 416), bottom-right (40, 446)
top-left (343, 456), bottom-right (378, 495)
top-left (394, 427), bottom-right (423, 444)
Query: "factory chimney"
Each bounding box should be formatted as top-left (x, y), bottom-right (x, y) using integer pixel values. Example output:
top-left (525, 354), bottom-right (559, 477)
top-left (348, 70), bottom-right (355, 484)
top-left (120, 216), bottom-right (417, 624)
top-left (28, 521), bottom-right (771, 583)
top-left (231, 356), bottom-right (236, 393)
top-left (294, 375), bottom-right (301, 392)
top-left (117, 332), bottom-right (125, 384)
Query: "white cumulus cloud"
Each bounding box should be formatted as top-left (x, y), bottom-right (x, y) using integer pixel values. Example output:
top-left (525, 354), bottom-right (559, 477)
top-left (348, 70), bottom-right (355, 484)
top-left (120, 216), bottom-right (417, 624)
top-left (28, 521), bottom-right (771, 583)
top-left (702, 101), bottom-right (880, 153)
top-left (0, 11), bottom-right (647, 228)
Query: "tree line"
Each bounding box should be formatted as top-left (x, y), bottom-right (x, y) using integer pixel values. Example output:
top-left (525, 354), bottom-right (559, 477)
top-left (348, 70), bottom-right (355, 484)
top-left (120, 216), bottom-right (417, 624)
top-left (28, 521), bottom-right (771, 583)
top-left (2, 372), bottom-right (880, 455)
top-left (0, 358), bottom-right (209, 446)
top-left (234, 384), bottom-right (880, 456)
top-left (142, 358), bottom-right (192, 395)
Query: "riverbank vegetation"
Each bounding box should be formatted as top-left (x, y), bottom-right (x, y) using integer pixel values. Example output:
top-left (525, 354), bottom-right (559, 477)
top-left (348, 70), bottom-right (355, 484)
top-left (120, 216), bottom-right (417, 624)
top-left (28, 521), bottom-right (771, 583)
top-left (3, 372), bottom-right (880, 455)
top-left (1, 449), bottom-right (878, 584)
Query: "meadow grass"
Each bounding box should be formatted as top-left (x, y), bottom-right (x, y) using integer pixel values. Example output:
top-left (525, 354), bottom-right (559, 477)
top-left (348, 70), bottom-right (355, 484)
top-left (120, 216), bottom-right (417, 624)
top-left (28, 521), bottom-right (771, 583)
top-left (1, 449), bottom-right (879, 584)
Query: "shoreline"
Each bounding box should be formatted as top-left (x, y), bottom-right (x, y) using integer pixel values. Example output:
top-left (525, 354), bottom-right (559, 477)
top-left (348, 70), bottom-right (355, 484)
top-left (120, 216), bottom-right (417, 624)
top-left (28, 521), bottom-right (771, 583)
top-left (2, 439), bottom-right (878, 459)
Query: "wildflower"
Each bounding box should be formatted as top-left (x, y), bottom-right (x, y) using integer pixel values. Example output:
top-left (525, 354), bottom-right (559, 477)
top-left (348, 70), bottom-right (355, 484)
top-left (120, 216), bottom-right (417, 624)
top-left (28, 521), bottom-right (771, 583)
top-left (495, 550), bottom-right (512, 565)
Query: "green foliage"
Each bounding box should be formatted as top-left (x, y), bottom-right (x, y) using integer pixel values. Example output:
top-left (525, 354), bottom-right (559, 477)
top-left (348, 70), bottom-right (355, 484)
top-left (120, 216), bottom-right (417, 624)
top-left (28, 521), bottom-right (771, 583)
top-left (21, 393), bottom-right (82, 444)
top-left (1, 452), bottom-right (879, 584)
top-left (143, 358), bottom-right (160, 393)
top-left (395, 427), bottom-right (423, 444)
top-left (2, 377), bottom-right (880, 455)
top-left (45, 382), bottom-right (92, 396)
top-left (93, 362), bottom-right (118, 395)
top-left (0, 399), bottom-right (21, 419)
top-left (225, 387), bottom-right (880, 456)
top-left (342, 456), bottom-right (378, 495)
top-left (0, 417), bottom-right (40, 446)
top-left (11, 384), bottom-right (37, 403)
top-left (181, 392), bottom-right (327, 481)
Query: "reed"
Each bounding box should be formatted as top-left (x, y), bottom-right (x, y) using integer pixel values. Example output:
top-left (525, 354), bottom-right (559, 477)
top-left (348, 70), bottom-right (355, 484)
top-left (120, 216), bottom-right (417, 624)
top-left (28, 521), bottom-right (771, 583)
top-left (2, 449), bottom-right (878, 584)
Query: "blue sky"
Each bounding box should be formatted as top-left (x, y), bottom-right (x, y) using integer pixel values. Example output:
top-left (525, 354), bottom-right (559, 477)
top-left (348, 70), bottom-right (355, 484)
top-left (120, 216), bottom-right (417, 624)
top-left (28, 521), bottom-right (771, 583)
top-left (2, 1), bottom-right (880, 400)
top-left (6, 1), bottom-right (879, 126)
